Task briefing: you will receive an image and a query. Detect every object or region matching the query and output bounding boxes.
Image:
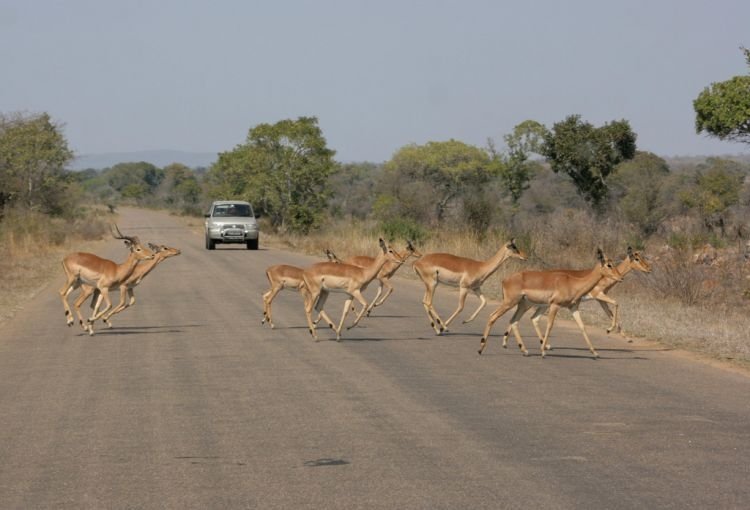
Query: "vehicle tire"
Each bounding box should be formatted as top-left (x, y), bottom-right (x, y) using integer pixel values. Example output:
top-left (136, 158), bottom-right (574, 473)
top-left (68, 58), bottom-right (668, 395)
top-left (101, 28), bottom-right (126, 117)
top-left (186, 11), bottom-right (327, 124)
top-left (246, 238), bottom-right (259, 250)
top-left (206, 236), bottom-right (216, 250)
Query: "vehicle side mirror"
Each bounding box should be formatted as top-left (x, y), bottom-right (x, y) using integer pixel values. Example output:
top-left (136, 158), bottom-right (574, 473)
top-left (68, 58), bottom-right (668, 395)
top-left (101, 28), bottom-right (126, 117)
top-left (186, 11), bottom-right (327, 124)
top-left (204, 213), bottom-right (210, 218)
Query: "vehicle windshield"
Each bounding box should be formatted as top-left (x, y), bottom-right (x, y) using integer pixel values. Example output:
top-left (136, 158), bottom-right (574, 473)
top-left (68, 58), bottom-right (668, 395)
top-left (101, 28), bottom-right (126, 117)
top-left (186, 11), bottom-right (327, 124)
top-left (213, 204), bottom-right (253, 217)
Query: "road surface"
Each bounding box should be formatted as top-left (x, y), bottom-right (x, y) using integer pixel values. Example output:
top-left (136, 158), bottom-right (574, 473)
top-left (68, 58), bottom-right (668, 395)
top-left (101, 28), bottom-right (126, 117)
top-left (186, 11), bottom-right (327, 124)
top-left (0, 207), bottom-right (748, 509)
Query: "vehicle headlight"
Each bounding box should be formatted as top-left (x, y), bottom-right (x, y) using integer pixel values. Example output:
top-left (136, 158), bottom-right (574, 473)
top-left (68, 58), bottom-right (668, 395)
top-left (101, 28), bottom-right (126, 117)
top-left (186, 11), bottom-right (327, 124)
top-left (245, 223), bottom-right (258, 231)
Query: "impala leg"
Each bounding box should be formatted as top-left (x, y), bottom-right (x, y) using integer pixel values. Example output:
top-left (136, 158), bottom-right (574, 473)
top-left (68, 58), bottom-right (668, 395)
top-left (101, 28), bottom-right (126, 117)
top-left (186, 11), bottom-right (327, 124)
top-left (73, 286), bottom-right (95, 332)
top-left (539, 304), bottom-right (560, 358)
top-left (334, 298), bottom-right (353, 340)
top-left (596, 296), bottom-right (619, 334)
top-left (315, 291), bottom-right (337, 333)
top-left (462, 289), bottom-right (486, 324)
top-left (479, 298), bottom-right (519, 355)
top-left (372, 279), bottom-right (394, 307)
top-left (262, 285), bottom-right (282, 327)
top-left (103, 286), bottom-right (130, 325)
top-left (506, 301), bottom-right (532, 355)
top-left (571, 306), bottom-right (599, 358)
top-left (443, 286), bottom-right (469, 328)
top-left (421, 275), bottom-right (445, 334)
top-left (59, 276), bottom-right (78, 326)
top-left (304, 288), bottom-right (321, 340)
top-left (365, 280), bottom-right (385, 316)
top-left (347, 290), bottom-right (370, 330)
top-left (530, 306), bottom-right (551, 350)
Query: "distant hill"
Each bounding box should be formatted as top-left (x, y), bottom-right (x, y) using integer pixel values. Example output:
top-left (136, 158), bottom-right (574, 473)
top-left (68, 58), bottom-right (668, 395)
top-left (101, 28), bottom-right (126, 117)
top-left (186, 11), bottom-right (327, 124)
top-left (70, 150), bottom-right (219, 170)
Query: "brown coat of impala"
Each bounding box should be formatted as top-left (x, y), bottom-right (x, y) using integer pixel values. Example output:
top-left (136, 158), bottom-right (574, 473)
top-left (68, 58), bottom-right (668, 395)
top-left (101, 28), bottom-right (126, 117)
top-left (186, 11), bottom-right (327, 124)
top-left (413, 239), bottom-right (526, 335)
top-left (343, 240), bottom-right (422, 316)
top-left (501, 247), bottom-right (652, 349)
top-left (479, 248), bottom-right (622, 359)
top-left (59, 225), bottom-right (154, 334)
top-left (302, 238), bottom-right (403, 341)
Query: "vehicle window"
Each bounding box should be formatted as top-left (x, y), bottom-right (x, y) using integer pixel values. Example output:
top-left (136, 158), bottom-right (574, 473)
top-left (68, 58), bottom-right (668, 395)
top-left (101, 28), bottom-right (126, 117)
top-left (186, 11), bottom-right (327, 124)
top-left (213, 204), bottom-right (252, 217)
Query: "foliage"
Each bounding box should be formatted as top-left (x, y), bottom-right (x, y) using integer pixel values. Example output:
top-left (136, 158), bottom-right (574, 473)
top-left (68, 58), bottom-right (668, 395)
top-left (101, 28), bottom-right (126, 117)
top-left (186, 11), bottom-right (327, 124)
top-left (378, 217), bottom-right (427, 245)
top-left (678, 158), bottom-right (746, 231)
top-left (0, 112), bottom-right (74, 216)
top-left (492, 120), bottom-right (548, 205)
top-left (541, 115), bottom-right (637, 210)
top-left (609, 151), bottom-right (670, 235)
top-left (377, 140), bottom-right (498, 226)
top-left (207, 116), bottom-right (336, 233)
top-left (327, 162), bottom-right (382, 219)
top-left (106, 162), bottom-right (165, 202)
top-left (693, 47), bottom-right (750, 144)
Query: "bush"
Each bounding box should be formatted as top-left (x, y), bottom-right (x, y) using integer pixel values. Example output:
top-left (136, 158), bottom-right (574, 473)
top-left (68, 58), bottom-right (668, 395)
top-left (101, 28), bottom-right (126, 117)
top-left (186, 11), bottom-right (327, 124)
top-left (379, 218), bottom-right (427, 245)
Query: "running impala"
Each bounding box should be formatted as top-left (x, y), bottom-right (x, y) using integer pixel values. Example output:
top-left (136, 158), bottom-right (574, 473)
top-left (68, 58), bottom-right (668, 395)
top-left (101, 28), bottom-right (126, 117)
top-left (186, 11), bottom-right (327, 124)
top-left (342, 240), bottom-right (422, 316)
top-left (413, 239), bottom-right (526, 334)
top-left (500, 247), bottom-right (652, 349)
top-left (478, 248), bottom-right (623, 359)
top-left (302, 238), bottom-right (403, 341)
top-left (59, 225), bottom-right (154, 334)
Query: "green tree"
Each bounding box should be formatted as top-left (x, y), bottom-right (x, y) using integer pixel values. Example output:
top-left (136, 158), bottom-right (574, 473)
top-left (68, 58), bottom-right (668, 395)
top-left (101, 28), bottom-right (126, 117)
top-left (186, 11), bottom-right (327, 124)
top-left (105, 161), bottom-right (164, 201)
top-left (541, 115), bottom-right (637, 210)
top-left (378, 140), bottom-right (498, 226)
top-left (490, 120), bottom-right (548, 205)
top-left (208, 116), bottom-right (336, 233)
top-left (0, 112), bottom-right (74, 215)
top-left (694, 47), bottom-right (750, 144)
top-left (609, 151), bottom-right (670, 234)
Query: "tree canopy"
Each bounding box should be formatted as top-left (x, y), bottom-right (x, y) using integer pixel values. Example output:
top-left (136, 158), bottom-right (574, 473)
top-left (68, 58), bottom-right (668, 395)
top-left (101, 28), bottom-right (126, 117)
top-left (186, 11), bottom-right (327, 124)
top-left (207, 116), bottom-right (336, 233)
top-left (541, 115), bottom-right (637, 210)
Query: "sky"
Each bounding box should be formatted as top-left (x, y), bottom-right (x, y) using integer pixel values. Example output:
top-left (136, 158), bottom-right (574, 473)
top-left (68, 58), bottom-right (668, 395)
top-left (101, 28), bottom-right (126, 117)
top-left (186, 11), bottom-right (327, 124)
top-left (1, 0), bottom-right (748, 163)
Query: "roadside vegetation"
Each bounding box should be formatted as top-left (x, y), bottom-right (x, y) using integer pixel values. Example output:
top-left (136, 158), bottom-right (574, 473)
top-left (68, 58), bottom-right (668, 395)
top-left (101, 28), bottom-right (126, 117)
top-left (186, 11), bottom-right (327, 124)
top-left (1, 48), bottom-right (749, 364)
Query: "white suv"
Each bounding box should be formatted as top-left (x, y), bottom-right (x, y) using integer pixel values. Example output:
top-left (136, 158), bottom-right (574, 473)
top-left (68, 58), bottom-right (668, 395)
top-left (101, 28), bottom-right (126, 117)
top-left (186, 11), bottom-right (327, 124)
top-left (204, 200), bottom-right (259, 250)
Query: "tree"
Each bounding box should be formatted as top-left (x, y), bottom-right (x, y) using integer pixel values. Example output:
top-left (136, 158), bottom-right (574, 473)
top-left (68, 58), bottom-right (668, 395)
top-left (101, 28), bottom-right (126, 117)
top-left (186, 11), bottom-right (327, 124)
top-left (208, 116), bottom-right (336, 233)
top-left (378, 140), bottom-right (498, 227)
top-left (105, 161), bottom-right (164, 201)
top-left (694, 47), bottom-right (750, 145)
top-left (678, 158), bottom-right (746, 234)
top-left (0, 112), bottom-right (74, 215)
top-left (490, 120), bottom-right (548, 205)
top-left (541, 115), bottom-right (637, 210)
top-left (609, 151), bottom-right (670, 235)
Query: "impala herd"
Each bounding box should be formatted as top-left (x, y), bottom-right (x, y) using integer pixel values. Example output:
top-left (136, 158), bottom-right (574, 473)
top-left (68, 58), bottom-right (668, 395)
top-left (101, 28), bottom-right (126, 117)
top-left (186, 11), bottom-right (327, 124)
top-left (59, 224), bottom-right (652, 358)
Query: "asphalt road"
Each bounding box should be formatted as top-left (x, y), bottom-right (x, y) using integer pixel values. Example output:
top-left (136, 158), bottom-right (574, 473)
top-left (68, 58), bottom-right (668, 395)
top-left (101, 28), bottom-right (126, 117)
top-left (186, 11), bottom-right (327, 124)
top-left (0, 208), bottom-right (748, 509)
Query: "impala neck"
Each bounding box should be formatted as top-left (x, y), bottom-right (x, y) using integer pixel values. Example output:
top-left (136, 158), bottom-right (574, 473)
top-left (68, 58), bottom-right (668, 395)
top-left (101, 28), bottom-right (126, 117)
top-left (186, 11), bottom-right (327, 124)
top-left (616, 259), bottom-right (634, 278)
top-left (115, 251), bottom-right (144, 282)
top-left (130, 254), bottom-right (163, 280)
top-left (575, 264), bottom-right (609, 300)
top-left (478, 244), bottom-right (512, 281)
top-left (361, 251), bottom-right (393, 283)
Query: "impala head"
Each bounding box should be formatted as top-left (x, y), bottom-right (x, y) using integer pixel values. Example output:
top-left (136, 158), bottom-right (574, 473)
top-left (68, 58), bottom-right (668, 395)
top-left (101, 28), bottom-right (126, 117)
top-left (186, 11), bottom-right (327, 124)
top-left (111, 224), bottom-right (154, 260)
top-left (379, 238), bottom-right (405, 263)
top-left (405, 240), bottom-right (423, 259)
top-left (626, 246), bottom-right (652, 273)
top-left (325, 249), bottom-right (343, 264)
top-left (597, 248), bottom-right (623, 282)
top-left (148, 243), bottom-right (182, 260)
top-left (507, 238), bottom-right (527, 261)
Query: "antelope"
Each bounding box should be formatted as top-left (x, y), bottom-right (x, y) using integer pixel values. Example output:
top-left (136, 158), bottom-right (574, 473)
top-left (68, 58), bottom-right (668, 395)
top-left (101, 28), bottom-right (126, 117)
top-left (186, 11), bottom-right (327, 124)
top-left (261, 250), bottom-right (342, 329)
top-left (500, 247), bottom-right (652, 348)
top-left (413, 239), bottom-right (526, 335)
top-left (342, 240), bottom-right (423, 316)
top-left (302, 238), bottom-right (403, 341)
top-left (478, 248), bottom-right (622, 359)
top-left (59, 225), bottom-right (154, 334)
top-left (79, 243), bottom-right (182, 330)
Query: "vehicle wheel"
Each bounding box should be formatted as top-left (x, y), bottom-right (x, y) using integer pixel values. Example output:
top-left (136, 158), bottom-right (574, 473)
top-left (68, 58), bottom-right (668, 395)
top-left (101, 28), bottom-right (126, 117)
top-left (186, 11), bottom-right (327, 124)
top-left (206, 236), bottom-right (216, 250)
top-left (246, 238), bottom-right (259, 250)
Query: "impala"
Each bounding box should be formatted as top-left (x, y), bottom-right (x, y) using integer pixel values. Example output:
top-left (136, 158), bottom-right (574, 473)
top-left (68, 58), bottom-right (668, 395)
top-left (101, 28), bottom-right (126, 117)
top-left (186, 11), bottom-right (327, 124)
top-left (78, 243), bottom-right (182, 330)
top-left (261, 250), bottom-right (343, 329)
top-left (500, 247), bottom-right (652, 348)
top-left (343, 240), bottom-right (422, 316)
top-left (413, 239), bottom-right (526, 334)
top-left (302, 238), bottom-right (403, 341)
top-left (478, 248), bottom-right (622, 359)
top-left (59, 225), bottom-right (154, 334)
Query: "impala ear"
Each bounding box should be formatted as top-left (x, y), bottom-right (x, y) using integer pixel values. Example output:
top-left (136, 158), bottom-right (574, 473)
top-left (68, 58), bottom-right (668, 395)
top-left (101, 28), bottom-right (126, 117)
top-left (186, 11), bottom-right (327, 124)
top-left (596, 247), bottom-right (605, 264)
top-left (379, 237), bottom-right (387, 252)
top-left (627, 246), bottom-right (634, 259)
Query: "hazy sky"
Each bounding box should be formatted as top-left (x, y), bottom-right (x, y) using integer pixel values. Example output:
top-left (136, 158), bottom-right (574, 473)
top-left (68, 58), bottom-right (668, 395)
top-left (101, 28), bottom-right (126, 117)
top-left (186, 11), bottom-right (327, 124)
top-left (1, 0), bottom-right (748, 162)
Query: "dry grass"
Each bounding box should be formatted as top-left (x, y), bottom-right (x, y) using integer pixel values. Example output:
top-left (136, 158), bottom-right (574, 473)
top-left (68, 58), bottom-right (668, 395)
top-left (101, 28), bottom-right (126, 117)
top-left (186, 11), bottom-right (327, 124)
top-left (0, 208), bottom-right (111, 324)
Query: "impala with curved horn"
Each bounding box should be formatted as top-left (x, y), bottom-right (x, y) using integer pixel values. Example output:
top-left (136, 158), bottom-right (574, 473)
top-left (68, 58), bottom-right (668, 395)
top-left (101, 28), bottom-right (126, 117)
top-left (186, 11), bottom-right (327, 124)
top-left (59, 225), bottom-right (154, 334)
